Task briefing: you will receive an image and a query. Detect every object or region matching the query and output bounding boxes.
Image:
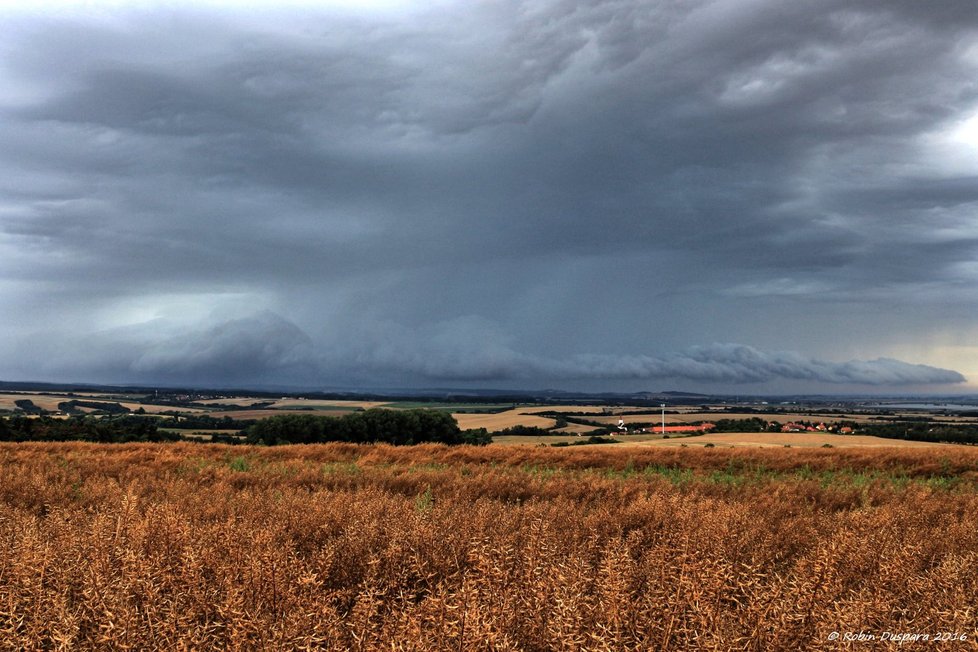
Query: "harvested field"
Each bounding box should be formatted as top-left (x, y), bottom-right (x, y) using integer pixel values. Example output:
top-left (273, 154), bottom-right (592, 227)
top-left (0, 393), bottom-right (204, 415)
top-left (551, 422), bottom-right (600, 434)
top-left (490, 434), bottom-right (593, 446)
top-left (619, 431), bottom-right (951, 448)
top-left (1, 442), bottom-right (977, 650)
top-left (453, 409), bottom-right (556, 431)
top-left (115, 401), bottom-right (206, 414)
top-left (0, 393), bottom-right (71, 412)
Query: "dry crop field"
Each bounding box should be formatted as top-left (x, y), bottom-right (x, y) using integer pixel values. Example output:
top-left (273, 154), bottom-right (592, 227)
top-left (619, 432), bottom-right (953, 449)
top-left (453, 409), bottom-right (558, 431)
top-left (2, 443), bottom-right (978, 650)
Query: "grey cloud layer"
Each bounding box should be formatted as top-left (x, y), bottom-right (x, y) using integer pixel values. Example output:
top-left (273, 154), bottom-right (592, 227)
top-left (341, 318), bottom-right (965, 386)
top-left (1, 1), bottom-right (977, 390)
top-left (21, 312), bottom-right (965, 388)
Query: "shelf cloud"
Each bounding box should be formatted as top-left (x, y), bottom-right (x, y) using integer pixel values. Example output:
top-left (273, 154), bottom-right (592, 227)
top-left (17, 312), bottom-right (964, 390)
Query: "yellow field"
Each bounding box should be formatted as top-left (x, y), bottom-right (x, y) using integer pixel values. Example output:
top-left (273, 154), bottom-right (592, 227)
top-left (452, 409), bottom-right (556, 431)
top-left (490, 432), bottom-right (956, 448)
top-left (0, 393), bottom-right (204, 414)
top-left (551, 422), bottom-right (598, 434)
top-left (117, 402), bottom-right (207, 414)
top-left (490, 434), bottom-right (591, 445)
top-left (617, 432), bottom-right (950, 448)
top-left (0, 393), bottom-right (71, 412)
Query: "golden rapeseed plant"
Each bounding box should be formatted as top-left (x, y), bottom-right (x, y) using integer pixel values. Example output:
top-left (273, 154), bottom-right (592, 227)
top-left (0, 442), bottom-right (976, 650)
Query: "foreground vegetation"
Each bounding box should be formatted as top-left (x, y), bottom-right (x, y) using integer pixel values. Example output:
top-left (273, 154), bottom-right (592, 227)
top-left (1, 443), bottom-right (977, 650)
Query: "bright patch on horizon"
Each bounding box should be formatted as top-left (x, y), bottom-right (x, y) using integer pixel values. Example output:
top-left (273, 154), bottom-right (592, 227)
top-left (94, 293), bottom-right (269, 331)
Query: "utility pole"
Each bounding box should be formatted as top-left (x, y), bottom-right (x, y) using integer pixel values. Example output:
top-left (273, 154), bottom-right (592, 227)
top-left (661, 403), bottom-right (666, 434)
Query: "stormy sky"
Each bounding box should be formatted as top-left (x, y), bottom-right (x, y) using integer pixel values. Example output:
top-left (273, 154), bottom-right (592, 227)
top-left (2, 0), bottom-right (978, 394)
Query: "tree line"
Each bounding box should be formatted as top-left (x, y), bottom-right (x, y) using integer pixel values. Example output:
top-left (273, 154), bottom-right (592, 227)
top-left (245, 409), bottom-right (489, 446)
top-left (0, 415), bottom-right (177, 443)
top-left (0, 409), bottom-right (490, 446)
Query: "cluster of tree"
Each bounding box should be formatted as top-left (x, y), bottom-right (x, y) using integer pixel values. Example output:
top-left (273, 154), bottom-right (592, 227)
top-left (187, 400), bottom-right (275, 411)
top-left (13, 399), bottom-right (42, 414)
top-left (711, 417), bottom-right (772, 432)
top-left (856, 422), bottom-right (978, 445)
top-left (494, 425), bottom-right (557, 437)
top-left (245, 409), bottom-right (489, 446)
top-left (706, 416), bottom-right (978, 444)
top-left (0, 416), bottom-right (179, 443)
top-left (549, 436), bottom-right (619, 447)
top-left (161, 415), bottom-right (256, 431)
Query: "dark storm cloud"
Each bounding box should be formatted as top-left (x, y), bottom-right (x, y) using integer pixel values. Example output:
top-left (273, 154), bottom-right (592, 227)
top-left (334, 317), bottom-right (965, 385)
top-left (20, 311), bottom-right (965, 388)
top-left (30, 311), bottom-right (317, 387)
top-left (1, 1), bottom-right (977, 390)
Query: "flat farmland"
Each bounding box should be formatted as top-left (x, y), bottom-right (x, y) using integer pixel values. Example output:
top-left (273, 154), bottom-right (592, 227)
top-left (0, 393), bottom-right (69, 412)
top-left (614, 431), bottom-right (953, 448)
top-left (488, 431), bottom-right (946, 448)
top-left (1, 442), bottom-right (977, 650)
top-left (551, 422), bottom-right (599, 434)
top-left (116, 401), bottom-right (207, 414)
top-left (0, 393), bottom-right (205, 414)
top-left (491, 433), bottom-right (595, 445)
top-left (453, 409), bottom-right (556, 431)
